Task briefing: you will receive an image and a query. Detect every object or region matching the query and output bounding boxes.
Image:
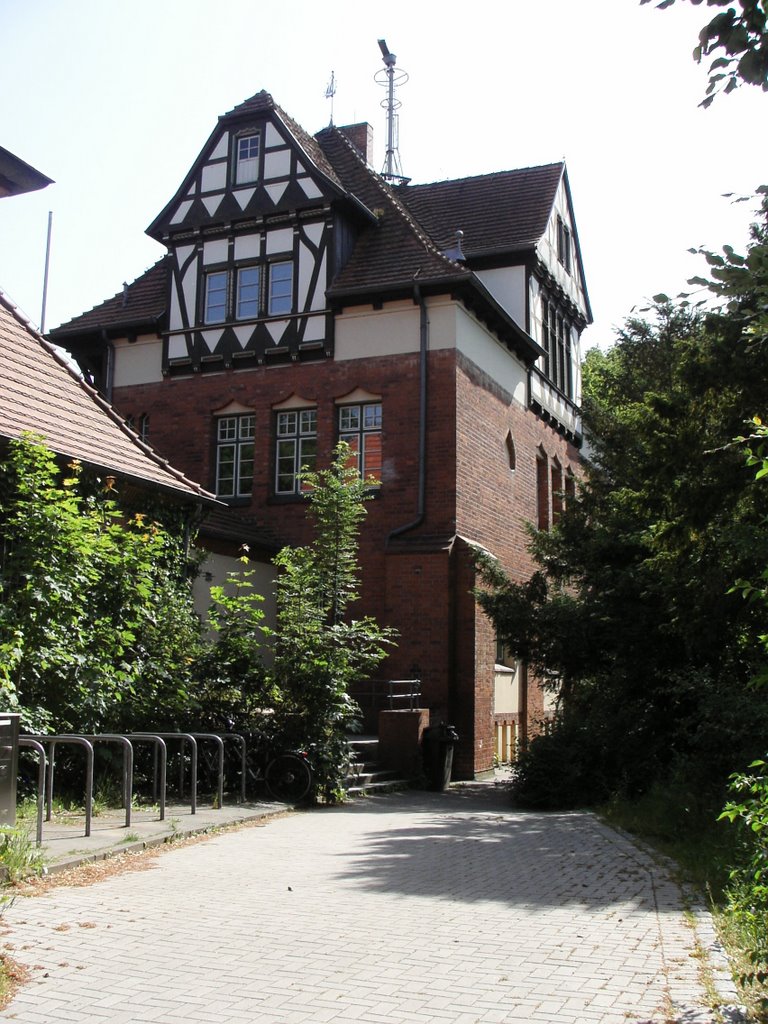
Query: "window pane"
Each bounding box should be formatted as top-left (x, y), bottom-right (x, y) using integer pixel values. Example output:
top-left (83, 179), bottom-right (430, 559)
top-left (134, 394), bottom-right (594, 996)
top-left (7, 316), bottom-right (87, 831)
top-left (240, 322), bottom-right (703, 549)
top-left (268, 262), bottom-right (293, 315)
top-left (239, 415), bottom-right (255, 440)
top-left (236, 135), bottom-right (260, 185)
top-left (205, 272), bottom-right (227, 324)
top-left (277, 411), bottom-right (296, 436)
top-left (362, 433), bottom-right (382, 481)
top-left (217, 445), bottom-right (236, 497)
top-left (236, 266), bottom-right (260, 319)
top-left (238, 443), bottom-right (254, 495)
top-left (218, 417), bottom-right (237, 442)
top-left (276, 438), bottom-right (297, 493)
top-left (300, 409), bottom-right (316, 435)
top-left (339, 406), bottom-right (360, 432)
top-left (363, 403), bottom-right (382, 430)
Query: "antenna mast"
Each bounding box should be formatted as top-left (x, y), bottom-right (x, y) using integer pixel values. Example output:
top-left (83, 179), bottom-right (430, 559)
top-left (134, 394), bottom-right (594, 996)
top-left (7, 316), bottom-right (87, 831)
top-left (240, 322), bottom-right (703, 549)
top-left (375, 39), bottom-right (409, 184)
top-left (325, 70), bottom-right (336, 126)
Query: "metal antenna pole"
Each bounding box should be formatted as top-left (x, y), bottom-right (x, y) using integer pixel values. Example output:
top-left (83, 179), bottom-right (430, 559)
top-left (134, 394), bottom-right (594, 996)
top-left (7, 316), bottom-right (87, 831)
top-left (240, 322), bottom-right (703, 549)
top-left (40, 210), bottom-right (52, 333)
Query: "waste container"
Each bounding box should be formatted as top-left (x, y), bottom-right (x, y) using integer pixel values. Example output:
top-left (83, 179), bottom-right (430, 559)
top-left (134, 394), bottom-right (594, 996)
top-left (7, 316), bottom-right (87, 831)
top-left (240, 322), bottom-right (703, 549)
top-left (422, 723), bottom-right (459, 791)
top-left (0, 714), bottom-right (20, 826)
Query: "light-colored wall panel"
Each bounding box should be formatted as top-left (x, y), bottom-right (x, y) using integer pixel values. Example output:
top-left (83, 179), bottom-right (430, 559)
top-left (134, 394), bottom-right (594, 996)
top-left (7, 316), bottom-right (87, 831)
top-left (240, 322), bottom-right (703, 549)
top-left (113, 335), bottom-right (163, 386)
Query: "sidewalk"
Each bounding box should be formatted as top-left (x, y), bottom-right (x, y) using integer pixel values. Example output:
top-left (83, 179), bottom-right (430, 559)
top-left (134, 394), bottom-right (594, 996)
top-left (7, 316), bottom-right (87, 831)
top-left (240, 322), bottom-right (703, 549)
top-left (1, 780), bottom-right (748, 1024)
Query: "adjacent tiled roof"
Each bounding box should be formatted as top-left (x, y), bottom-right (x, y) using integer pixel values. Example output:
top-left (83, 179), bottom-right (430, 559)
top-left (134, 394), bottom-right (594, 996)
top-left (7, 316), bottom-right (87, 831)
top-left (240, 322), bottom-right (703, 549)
top-left (51, 257), bottom-right (168, 338)
top-left (398, 163), bottom-right (564, 259)
top-left (316, 127), bottom-right (472, 295)
top-left (0, 290), bottom-right (215, 504)
top-left (0, 146), bottom-right (53, 198)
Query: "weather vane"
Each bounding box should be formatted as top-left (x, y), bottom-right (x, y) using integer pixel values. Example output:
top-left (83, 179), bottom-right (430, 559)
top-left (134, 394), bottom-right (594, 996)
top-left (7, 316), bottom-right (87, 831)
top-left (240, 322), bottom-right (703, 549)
top-left (325, 71), bottom-right (336, 126)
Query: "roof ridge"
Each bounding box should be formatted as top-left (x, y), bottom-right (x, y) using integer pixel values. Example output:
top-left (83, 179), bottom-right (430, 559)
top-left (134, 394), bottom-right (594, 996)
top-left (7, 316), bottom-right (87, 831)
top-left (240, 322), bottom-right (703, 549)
top-left (405, 161), bottom-right (565, 191)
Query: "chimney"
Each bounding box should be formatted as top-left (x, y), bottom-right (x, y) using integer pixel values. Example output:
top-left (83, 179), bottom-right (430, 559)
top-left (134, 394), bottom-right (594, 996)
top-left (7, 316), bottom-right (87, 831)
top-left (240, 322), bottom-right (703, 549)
top-left (338, 123), bottom-right (373, 166)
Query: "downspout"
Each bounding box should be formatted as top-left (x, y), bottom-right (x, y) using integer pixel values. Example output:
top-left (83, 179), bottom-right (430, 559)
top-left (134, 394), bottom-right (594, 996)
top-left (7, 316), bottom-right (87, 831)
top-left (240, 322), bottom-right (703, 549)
top-left (387, 279), bottom-right (428, 542)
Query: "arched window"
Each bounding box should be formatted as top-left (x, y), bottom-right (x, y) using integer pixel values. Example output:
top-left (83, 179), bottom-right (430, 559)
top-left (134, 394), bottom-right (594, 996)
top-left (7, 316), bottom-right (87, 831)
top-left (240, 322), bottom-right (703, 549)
top-left (505, 432), bottom-right (516, 472)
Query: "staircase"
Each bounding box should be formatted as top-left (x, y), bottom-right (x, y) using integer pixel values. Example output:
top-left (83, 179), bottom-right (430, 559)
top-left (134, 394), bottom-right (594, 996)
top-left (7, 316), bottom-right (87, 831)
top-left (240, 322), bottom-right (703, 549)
top-left (345, 736), bottom-right (411, 796)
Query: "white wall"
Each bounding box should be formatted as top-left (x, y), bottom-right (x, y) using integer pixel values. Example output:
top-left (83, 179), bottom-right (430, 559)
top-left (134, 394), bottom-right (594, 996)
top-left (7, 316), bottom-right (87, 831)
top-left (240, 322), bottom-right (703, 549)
top-left (113, 334), bottom-right (163, 386)
top-left (475, 265), bottom-right (526, 329)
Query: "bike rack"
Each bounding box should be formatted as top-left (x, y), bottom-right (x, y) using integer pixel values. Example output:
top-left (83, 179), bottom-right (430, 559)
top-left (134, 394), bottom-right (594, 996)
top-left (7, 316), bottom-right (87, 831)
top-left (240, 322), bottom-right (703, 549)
top-left (18, 738), bottom-right (46, 847)
top-left (25, 735), bottom-right (95, 838)
top-left (188, 734), bottom-right (225, 809)
top-left (126, 735), bottom-right (167, 821)
top-left (133, 733), bottom-right (198, 814)
top-left (81, 736), bottom-right (134, 828)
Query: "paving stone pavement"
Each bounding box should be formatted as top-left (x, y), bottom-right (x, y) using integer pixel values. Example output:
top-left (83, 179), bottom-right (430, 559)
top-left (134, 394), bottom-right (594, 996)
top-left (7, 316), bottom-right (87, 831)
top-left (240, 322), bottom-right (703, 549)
top-left (0, 782), bottom-right (744, 1024)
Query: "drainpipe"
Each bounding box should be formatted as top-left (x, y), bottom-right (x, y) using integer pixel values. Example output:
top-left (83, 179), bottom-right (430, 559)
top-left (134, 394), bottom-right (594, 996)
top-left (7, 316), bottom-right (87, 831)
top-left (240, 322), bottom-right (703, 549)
top-left (388, 279), bottom-right (428, 542)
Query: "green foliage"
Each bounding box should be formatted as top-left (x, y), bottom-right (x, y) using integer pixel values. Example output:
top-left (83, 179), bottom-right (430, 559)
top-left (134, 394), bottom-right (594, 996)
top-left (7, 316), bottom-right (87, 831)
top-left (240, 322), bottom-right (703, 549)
top-left (192, 551), bottom-right (277, 727)
top-left (0, 825), bottom-right (46, 884)
top-left (641, 0), bottom-right (768, 106)
top-left (271, 443), bottom-right (396, 802)
top-left (0, 436), bottom-right (202, 733)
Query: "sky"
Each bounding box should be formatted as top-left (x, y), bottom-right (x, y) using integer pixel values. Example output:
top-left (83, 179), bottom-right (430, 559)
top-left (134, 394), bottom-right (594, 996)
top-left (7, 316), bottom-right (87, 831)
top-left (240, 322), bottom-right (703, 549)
top-left (1, 0), bottom-right (765, 351)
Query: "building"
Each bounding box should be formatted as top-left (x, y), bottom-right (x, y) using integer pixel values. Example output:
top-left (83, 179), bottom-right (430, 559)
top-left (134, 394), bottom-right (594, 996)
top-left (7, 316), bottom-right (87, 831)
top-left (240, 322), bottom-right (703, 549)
top-left (51, 91), bottom-right (591, 778)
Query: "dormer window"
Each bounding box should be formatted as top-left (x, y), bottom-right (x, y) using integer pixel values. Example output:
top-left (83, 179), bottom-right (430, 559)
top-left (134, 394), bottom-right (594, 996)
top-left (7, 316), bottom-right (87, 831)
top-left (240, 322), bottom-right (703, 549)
top-left (235, 134), bottom-right (260, 185)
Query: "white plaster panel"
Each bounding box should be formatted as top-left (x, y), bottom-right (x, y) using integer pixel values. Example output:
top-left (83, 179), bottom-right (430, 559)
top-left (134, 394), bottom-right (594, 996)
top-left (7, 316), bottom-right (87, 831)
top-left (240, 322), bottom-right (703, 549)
top-left (303, 222), bottom-right (324, 247)
top-left (202, 194), bottom-right (223, 217)
top-left (234, 233), bottom-right (261, 261)
top-left (265, 182), bottom-right (288, 205)
top-left (234, 188), bottom-right (256, 210)
top-left (266, 320), bottom-right (288, 344)
top-left (266, 227), bottom-right (293, 255)
top-left (201, 162), bottom-right (227, 192)
top-left (310, 251), bottom-right (326, 311)
top-left (169, 284), bottom-right (183, 332)
top-left (302, 315), bottom-right (325, 342)
top-left (298, 243), bottom-right (312, 310)
top-left (455, 306), bottom-right (527, 406)
top-left (264, 148), bottom-right (291, 179)
top-left (476, 266), bottom-right (526, 329)
top-left (233, 325), bottom-right (254, 348)
top-left (170, 200), bottom-right (193, 225)
top-left (167, 336), bottom-right (188, 360)
top-left (202, 329), bottom-right (223, 353)
top-left (182, 261), bottom-right (198, 323)
top-left (186, 183), bottom-right (197, 197)
top-left (494, 667), bottom-right (520, 715)
top-left (334, 304), bottom-right (420, 360)
top-left (265, 123), bottom-right (283, 148)
top-left (210, 132), bottom-right (229, 161)
top-left (113, 336), bottom-right (164, 386)
top-left (175, 244), bottom-right (195, 266)
top-left (298, 177), bottom-right (322, 199)
top-left (203, 239), bottom-right (229, 265)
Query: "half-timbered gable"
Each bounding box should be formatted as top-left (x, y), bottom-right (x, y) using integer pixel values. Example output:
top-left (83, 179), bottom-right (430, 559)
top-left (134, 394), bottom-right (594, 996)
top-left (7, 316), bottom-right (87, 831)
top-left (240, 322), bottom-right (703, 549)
top-left (146, 93), bottom-right (374, 374)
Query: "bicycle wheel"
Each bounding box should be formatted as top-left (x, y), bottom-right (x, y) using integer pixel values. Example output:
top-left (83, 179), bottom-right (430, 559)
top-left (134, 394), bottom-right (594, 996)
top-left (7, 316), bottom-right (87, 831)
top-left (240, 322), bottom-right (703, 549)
top-left (264, 753), bottom-right (312, 802)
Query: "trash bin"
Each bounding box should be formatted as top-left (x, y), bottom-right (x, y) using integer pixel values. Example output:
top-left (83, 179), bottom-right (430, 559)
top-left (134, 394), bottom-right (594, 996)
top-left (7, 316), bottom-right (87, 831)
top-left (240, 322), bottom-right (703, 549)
top-left (422, 723), bottom-right (459, 791)
top-left (0, 714), bottom-right (20, 826)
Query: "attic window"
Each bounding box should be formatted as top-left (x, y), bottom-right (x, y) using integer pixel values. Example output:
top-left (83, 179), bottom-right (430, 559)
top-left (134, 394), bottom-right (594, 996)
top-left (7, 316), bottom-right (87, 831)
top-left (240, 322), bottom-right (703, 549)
top-left (235, 134), bottom-right (260, 185)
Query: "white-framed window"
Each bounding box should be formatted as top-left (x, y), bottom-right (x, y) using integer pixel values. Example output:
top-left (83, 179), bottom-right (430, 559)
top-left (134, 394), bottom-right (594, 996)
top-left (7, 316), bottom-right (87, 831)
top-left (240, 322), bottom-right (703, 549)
top-left (275, 409), bottom-right (317, 494)
top-left (236, 266), bottom-right (260, 320)
top-left (204, 271), bottom-right (228, 324)
top-left (557, 216), bottom-right (572, 274)
top-left (216, 414), bottom-right (255, 498)
top-left (235, 134), bottom-right (260, 185)
top-left (339, 403), bottom-right (382, 481)
top-left (268, 261), bottom-right (293, 316)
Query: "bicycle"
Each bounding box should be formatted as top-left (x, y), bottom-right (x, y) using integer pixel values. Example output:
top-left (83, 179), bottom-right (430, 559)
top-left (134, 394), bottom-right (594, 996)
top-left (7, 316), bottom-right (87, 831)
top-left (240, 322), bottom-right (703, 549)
top-left (196, 726), bottom-right (313, 804)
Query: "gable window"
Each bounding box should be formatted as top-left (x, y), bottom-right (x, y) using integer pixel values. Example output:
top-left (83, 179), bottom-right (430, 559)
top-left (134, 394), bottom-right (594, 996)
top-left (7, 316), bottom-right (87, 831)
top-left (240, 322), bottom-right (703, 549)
top-left (541, 297), bottom-right (573, 399)
top-left (236, 266), bottom-right (260, 320)
top-left (216, 414), bottom-right (255, 498)
top-left (339, 403), bottom-right (382, 481)
top-left (268, 261), bottom-right (293, 316)
top-left (275, 409), bottom-right (317, 494)
top-left (204, 271), bottom-right (228, 324)
top-left (235, 134), bottom-right (260, 185)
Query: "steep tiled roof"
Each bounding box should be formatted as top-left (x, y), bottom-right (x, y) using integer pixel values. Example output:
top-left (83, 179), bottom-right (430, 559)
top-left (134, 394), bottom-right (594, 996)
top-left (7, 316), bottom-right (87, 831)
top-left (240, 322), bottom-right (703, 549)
top-left (0, 290), bottom-right (214, 503)
top-left (398, 163), bottom-right (564, 259)
top-left (51, 258), bottom-right (168, 338)
top-left (316, 127), bottom-right (471, 296)
top-left (226, 92), bottom-right (343, 192)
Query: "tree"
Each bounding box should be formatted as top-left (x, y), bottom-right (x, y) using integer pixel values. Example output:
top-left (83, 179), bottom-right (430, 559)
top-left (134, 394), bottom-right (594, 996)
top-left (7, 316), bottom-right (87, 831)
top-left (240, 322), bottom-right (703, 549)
top-left (271, 443), bottom-right (396, 802)
top-left (641, 0), bottom-right (768, 106)
top-left (0, 436), bottom-right (201, 733)
top-left (476, 205), bottom-right (768, 807)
